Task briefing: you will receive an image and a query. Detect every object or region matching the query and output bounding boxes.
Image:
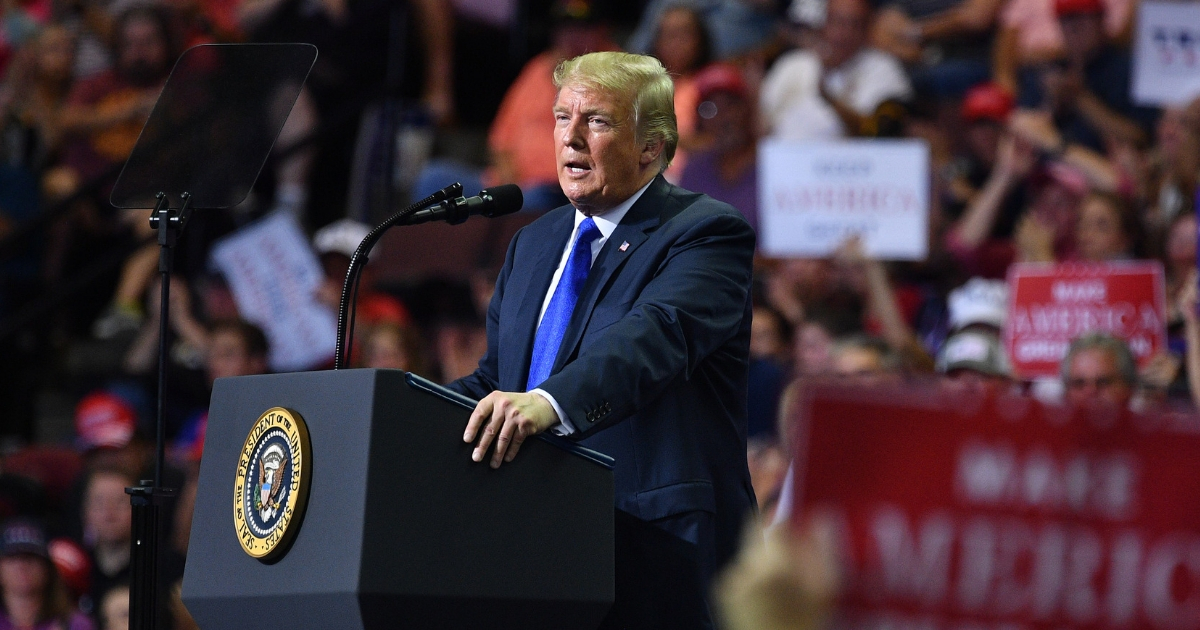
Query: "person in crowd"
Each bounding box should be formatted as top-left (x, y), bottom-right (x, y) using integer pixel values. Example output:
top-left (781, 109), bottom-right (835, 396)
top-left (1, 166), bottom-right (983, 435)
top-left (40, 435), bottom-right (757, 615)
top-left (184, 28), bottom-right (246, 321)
top-left (311, 218), bottom-right (409, 343)
top-left (415, 0), bottom-right (618, 210)
top-left (46, 538), bottom-right (90, 610)
top-left (992, 0), bottom-right (1132, 93)
top-left (79, 467), bottom-right (132, 617)
top-left (1143, 105), bottom-right (1199, 232)
top-left (1178, 271), bottom-right (1200, 409)
top-left (791, 307), bottom-right (860, 379)
top-left (650, 4), bottom-right (713, 180)
top-left (1017, 0), bottom-right (1156, 152)
top-left (627, 0), bottom-right (777, 62)
top-left (451, 51), bottom-right (756, 626)
top-left (1060, 332), bottom-right (1136, 409)
top-left (945, 83), bottom-right (1029, 237)
top-left (1073, 191), bottom-right (1140, 261)
top-left (870, 0), bottom-right (1002, 98)
top-left (238, 0), bottom-right (453, 227)
top-left (96, 582), bottom-right (126, 630)
top-left (1164, 213), bottom-right (1198, 330)
top-left (748, 304), bottom-right (789, 440)
top-left (679, 63), bottom-right (759, 234)
top-left (1010, 169), bottom-right (1086, 264)
top-left (0, 24), bottom-right (76, 174)
top-left (936, 328), bottom-right (1013, 394)
top-left (944, 95), bottom-right (1040, 277)
top-left (481, 0), bottom-right (617, 211)
top-left (120, 277), bottom-right (211, 428)
top-left (715, 520), bottom-right (837, 630)
top-left (79, 467), bottom-right (181, 623)
top-left (0, 518), bottom-right (93, 630)
top-left (829, 334), bottom-right (901, 384)
top-left (761, 0), bottom-right (911, 141)
top-left (358, 321), bottom-right (427, 374)
top-left (53, 6), bottom-right (175, 195)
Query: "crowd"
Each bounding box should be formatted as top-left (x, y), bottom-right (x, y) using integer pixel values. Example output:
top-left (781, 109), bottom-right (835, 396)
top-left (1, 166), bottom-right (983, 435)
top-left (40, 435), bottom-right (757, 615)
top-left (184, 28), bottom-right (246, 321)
top-left (0, 0), bottom-right (1198, 627)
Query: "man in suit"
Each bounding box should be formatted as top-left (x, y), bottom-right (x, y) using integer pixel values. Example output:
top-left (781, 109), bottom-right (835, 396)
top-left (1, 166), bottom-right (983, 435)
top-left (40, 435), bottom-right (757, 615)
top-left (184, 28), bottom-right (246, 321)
top-left (449, 51), bottom-right (756, 627)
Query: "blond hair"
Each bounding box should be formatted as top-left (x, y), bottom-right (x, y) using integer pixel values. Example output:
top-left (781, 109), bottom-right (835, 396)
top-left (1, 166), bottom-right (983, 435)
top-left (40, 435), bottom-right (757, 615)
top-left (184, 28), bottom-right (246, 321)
top-left (553, 51), bottom-right (679, 170)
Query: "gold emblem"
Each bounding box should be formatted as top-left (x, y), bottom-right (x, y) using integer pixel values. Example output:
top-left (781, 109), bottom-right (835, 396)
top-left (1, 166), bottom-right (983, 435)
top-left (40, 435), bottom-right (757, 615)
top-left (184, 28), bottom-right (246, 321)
top-left (233, 407), bottom-right (311, 560)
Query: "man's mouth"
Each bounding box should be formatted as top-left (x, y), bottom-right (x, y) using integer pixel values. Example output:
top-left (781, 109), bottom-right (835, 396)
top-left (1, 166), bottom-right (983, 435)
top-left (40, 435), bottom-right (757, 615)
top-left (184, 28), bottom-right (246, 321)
top-left (564, 160), bottom-right (591, 175)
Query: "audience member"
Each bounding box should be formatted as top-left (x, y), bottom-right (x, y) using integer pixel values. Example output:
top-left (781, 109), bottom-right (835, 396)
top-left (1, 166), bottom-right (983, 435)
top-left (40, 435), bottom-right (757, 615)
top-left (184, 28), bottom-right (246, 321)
top-left (992, 0), bottom-right (1133, 92)
top-left (46, 538), bottom-right (90, 609)
top-left (761, 0), bottom-right (911, 140)
top-left (679, 63), bottom-right (759, 233)
top-left (871, 0), bottom-right (1002, 97)
top-left (477, 0), bottom-right (616, 211)
top-left (0, 518), bottom-right (92, 630)
top-left (1073, 191), bottom-right (1139, 261)
top-left (1060, 332), bottom-right (1136, 409)
top-left (1016, 0), bottom-right (1156, 152)
top-left (96, 582), bottom-right (126, 630)
top-left (936, 329), bottom-right (1012, 394)
top-left (54, 6), bottom-right (175, 194)
top-left (312, 219), bottom-right (409, 330)
top-left (650, 4), bottom-right (714, 180)
top-left (359, 321), bottom-right (427, 374)
top-left (627, 0), bottom-right (777, 62)
top-left (0, 24), bottom-right (76, 174)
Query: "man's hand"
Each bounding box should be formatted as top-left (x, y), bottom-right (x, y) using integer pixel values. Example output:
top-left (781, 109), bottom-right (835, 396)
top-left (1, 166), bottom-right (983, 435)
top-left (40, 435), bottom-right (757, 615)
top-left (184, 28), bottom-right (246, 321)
top-left (463, 391), bottom-right (559, 468)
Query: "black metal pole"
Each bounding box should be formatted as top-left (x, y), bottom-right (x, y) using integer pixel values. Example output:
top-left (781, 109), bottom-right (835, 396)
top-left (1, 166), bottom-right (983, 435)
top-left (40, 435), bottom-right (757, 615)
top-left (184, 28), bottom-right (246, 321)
top-left (127, 192), bottom-right (189, 630)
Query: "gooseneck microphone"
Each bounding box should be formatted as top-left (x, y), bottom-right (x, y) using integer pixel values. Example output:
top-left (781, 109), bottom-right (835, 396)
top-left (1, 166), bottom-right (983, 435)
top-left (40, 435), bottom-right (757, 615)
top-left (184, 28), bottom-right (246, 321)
top-left (404, 184), bottom-right (524, 225)
top-left (334, 182), bottom-right (524, 369)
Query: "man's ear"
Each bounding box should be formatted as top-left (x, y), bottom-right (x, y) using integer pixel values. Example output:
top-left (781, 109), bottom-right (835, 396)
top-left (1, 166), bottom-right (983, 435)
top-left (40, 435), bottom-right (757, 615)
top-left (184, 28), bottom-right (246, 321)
top-left (640, 138), bottom-right (665, 167)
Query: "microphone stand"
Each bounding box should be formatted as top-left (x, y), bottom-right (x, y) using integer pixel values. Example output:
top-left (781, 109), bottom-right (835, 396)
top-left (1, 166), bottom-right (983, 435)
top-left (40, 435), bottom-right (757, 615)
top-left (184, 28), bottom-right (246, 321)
top-left (333, 182), bottom-right (462, 369)
top-left (127, 191), bottom-right (190, 630)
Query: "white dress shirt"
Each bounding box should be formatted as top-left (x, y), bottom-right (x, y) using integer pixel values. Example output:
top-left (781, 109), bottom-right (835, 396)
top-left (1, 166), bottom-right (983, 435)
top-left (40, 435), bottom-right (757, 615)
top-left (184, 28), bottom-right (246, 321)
top-left (531, 179), bottom-right (654, 434)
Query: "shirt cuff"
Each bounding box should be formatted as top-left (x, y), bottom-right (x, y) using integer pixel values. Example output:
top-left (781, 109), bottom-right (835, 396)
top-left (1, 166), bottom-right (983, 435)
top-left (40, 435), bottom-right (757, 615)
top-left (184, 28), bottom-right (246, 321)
top-left (530, 388), bottom-right (576, 435)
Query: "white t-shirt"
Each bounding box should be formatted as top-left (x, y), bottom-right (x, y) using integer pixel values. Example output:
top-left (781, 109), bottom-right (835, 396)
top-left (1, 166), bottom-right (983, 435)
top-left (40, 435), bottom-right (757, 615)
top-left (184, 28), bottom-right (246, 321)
top-left (760, 47), bottom-right (912, 141)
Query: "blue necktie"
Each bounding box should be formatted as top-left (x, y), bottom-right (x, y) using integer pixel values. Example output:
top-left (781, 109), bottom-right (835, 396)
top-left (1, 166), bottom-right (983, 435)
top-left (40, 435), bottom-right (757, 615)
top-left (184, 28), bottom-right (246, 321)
top-left (527, 217), bottom-right (602, 390)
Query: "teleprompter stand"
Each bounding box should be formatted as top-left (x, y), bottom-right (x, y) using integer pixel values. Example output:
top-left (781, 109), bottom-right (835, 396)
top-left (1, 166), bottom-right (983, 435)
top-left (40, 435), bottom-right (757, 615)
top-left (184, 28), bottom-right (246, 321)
top-left (109, 43), bottom-right (317, 629)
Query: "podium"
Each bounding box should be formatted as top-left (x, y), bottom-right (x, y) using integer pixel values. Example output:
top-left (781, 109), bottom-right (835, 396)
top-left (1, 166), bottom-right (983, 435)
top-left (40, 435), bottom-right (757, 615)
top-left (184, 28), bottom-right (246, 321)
top-left (182, 369), bottom-right (615, 629)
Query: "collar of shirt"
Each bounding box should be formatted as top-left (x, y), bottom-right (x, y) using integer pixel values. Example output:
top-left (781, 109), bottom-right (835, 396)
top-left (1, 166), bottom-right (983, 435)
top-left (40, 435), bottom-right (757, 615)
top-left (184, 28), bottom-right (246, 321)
top-left (538, 177), bottom-right (656, 326)
top-left (569, 177), bottom-right (655, 257)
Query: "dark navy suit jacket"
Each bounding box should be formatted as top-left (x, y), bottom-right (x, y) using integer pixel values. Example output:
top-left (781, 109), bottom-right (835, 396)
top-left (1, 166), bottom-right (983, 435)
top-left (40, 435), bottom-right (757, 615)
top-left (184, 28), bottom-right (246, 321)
top-left (449, 175), bottom-right (757, 569)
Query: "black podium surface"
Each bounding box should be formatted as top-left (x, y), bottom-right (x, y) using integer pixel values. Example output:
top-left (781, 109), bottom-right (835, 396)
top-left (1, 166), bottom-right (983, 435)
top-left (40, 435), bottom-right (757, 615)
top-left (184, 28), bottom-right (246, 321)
top-left (183, 369), bottom-right (615, 629)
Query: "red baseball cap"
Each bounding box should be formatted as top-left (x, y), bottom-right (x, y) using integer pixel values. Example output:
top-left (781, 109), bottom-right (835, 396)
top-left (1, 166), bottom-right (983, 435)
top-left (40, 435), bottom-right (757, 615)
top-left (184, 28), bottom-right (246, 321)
top-left (962, 82), bottom-right (1015, 124)
top-left (74, 391), bottom-right (137, 450)
top-left (1055, 0), bottom-right (1103, 17)
top-left (49, 538), bottom-right (91, 597)
top-left (694, 63), bottom-right (749, 101)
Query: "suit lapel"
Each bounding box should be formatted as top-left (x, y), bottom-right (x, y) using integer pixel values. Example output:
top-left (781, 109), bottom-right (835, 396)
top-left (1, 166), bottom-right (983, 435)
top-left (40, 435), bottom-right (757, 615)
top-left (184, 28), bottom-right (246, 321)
top-left (551, 177), bottom-right (670, 373)
top-left (506, 209), bottom-right (573, 390)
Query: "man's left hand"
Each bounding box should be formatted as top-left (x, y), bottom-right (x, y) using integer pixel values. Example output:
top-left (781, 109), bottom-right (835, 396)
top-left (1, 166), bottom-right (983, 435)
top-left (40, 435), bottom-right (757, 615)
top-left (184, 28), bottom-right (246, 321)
top-left (463, 391), bottom-right (559, 468)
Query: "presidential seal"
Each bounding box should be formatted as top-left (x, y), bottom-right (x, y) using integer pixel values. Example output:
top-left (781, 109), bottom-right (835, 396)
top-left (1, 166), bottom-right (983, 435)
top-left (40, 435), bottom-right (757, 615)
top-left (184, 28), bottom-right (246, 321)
top-left (233, 407), bottom-right (311, 560)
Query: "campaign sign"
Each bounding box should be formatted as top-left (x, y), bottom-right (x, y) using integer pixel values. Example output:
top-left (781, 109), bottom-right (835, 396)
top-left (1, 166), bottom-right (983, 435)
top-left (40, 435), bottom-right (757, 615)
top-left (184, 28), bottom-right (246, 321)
top-left (209, 211), bottom-right (337, 372)
top-left (1003, 262), bottom-right (1166, 380)
top-left (1132, 1), bottom-right (1200, 106)
top-left (793, 383), bottom-right (1200, 630)
top-left (758, 139), bottom-right (930, 260)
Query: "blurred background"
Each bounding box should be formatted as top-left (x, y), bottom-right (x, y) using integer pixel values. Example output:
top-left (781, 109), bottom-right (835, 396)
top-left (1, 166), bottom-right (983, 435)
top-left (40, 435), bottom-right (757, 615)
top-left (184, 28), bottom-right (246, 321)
top-left (0, 0), bottom-right (1198, 628)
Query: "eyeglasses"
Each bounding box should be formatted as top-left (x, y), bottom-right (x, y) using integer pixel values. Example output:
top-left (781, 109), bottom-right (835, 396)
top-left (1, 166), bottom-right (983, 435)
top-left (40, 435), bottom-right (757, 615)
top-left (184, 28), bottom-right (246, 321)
top-left (1064, 375), bottom-right (1122, 390)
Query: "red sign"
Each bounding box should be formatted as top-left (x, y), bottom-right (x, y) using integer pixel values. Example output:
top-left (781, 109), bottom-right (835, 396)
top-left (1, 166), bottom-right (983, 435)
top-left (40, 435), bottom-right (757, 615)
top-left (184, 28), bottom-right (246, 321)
top-left (1004, 262), bottom-right (1166, 379)
top-left (793, 384), bottom-right (1200, 630)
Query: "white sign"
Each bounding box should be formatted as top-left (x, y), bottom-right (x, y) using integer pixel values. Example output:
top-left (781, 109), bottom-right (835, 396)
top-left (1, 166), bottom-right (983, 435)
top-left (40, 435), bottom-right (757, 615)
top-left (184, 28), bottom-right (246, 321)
top-left (210, 211), bottom-right (337, 372)
top-left (758, 139), bottom-right (929, 260)
top-left (1132, 1), bottom-right (1200, 106)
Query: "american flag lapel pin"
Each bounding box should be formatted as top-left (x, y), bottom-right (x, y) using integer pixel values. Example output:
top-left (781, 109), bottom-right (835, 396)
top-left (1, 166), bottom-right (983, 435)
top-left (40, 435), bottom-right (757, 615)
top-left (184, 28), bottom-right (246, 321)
top-left (619, 241), bottom-right (630, 252)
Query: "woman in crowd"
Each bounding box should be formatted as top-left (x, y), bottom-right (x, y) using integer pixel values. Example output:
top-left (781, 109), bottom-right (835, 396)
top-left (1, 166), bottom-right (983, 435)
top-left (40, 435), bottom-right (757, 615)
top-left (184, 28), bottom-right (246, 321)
top-left (0, 519), bottom-right (92, 630)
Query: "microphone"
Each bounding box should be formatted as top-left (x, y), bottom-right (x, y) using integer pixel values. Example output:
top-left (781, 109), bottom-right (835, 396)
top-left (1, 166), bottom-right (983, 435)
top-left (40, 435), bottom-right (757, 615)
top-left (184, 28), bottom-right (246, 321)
top-left (405, 184), bottom-right (524, 225)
